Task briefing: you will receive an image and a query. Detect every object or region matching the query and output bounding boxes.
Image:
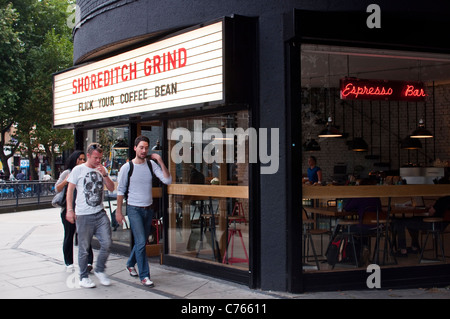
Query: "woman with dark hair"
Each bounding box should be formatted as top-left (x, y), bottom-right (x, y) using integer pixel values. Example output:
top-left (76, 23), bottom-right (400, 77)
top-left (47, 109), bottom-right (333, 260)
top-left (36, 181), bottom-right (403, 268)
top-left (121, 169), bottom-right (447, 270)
top-left (55, 150), bottom-right (93, 271)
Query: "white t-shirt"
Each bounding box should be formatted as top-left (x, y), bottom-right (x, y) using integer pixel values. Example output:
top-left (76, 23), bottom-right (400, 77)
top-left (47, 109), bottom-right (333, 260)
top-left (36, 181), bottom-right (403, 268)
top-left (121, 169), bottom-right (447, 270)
top-left (117, 160), bottom-right (172, 207)
top-left (68, 164), bottom-right (107, 215)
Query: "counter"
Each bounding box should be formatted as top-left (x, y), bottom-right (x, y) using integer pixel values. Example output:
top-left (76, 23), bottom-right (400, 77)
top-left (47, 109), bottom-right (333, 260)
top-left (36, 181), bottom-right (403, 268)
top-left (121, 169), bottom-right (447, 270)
top-left (302, 184), bottom-right (450, 199)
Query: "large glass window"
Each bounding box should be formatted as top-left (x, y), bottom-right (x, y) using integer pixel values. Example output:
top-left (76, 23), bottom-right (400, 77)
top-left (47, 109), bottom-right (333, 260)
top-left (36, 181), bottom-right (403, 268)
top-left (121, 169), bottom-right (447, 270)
top-left (167, 111), bottom-right (249, 270)
top-left (301, 44), bottom-right (450, 273)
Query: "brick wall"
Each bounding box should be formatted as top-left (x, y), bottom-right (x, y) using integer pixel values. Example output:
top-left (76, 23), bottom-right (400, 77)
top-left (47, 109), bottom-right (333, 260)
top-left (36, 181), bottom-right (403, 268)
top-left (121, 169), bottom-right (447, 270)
top-left (301, 82), bottom-right (450, 182)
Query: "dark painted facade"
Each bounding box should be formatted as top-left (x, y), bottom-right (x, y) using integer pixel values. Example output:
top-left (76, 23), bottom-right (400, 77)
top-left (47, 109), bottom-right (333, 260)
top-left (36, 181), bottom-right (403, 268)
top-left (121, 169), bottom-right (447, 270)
top-left (70, 0), bottom-right (450, 293)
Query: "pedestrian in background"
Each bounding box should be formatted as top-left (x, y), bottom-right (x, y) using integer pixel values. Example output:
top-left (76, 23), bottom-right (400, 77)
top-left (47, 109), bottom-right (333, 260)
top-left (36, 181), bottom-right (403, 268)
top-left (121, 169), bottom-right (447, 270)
top-left (55, 150), bottom-right (93, 272)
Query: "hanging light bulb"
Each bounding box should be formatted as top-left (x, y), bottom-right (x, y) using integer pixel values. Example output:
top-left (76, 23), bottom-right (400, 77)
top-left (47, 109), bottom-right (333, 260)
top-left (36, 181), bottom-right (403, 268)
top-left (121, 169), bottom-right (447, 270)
top-left (410, 119), bottom-right (433, 138)
top-left (318, 117), bottom-right (342, 138)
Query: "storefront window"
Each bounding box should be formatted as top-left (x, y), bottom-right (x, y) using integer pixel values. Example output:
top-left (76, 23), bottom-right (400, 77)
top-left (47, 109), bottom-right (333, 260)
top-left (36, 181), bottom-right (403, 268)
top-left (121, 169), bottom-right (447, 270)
top-left (167, 111), bottom-right (249, 269)
top-left (301, 44), bottom-right (450, 272)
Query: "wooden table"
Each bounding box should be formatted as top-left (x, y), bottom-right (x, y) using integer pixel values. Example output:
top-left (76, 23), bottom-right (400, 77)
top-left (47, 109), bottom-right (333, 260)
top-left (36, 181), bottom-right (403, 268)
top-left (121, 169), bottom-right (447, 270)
top-left (303, 206), bottom-right (351, 218)
top-left (302, 184), bottom-right (450, 199)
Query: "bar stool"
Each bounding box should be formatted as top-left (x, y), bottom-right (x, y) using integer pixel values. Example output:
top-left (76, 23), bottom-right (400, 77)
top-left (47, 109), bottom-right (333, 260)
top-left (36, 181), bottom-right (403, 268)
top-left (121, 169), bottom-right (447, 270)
top-left (231, 201), bottom-right (247, 224)
top-left (222, 216), bottom-right (249, 265)
top-left (419, 217), bottom-right (445, 263)
top-left (369, 217), bottom-right (397, 265)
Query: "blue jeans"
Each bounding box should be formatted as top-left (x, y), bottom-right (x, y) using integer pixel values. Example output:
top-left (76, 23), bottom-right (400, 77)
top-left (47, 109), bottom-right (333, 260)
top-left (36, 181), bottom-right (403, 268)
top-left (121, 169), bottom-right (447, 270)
top-left (76, 210), bottom-right (111, 279)
top-left (126, 205), bottom-right (154, 280)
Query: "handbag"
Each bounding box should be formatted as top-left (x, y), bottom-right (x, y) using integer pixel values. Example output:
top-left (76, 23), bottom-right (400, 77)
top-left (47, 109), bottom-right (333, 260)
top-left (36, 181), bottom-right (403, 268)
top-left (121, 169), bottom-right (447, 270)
top-left (52, 185), bottom-right (67, 208)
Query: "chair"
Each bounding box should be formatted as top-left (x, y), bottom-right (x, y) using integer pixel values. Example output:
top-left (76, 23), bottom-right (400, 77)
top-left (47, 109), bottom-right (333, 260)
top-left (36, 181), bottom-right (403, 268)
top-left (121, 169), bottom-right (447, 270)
top-left (419, 217), bottom-right (446, 263)
top-left (223, 200), bottom-right (249, 265)
top-left (302, 208), bottom-right (329, 270)
top-left (367, 207), bottom-right (397, 265)
top-left (222, 216), bottom-right (249, 265)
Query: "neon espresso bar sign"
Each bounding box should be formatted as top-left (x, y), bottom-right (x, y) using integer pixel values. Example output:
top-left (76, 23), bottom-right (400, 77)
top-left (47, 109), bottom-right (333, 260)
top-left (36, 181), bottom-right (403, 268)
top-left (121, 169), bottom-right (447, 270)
top-left (340, 78), bottom-right (427, 101)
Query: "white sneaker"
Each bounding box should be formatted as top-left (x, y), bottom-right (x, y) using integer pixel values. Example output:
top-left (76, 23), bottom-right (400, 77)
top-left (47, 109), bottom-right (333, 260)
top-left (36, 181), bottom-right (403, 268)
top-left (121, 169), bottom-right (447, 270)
top-left (94, 271), bottom-right (111, 286)
top-left (80, 277), bottom-right (96, 288)
top-left (66, 264), bottom-right (74, 272)
top-left (141, 277), bottom-right (154, 287)
top-left (126, 266), bottom-right (138, 277)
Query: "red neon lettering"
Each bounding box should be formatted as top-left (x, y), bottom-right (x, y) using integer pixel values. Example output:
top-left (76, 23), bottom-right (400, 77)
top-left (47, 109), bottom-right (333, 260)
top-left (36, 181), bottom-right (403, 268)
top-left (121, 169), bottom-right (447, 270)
top-left (404, 85), bottom-right (426, 97)
top-left (341, 83), bottom-right (393, 99)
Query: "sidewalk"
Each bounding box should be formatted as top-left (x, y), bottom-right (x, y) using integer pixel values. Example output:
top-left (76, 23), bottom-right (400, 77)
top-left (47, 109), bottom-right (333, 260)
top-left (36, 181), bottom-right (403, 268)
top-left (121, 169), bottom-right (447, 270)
top-left (0, 207), bottom-right (449, 299)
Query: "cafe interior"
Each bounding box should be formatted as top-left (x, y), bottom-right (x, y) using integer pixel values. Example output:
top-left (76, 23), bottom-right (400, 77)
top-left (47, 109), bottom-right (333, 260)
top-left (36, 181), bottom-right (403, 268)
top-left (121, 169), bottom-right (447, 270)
top-left (301, 44), bottom-right (450, 272)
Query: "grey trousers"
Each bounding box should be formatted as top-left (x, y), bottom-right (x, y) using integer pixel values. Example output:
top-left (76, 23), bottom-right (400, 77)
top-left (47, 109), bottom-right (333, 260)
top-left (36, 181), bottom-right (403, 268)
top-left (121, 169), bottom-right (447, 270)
top-left (76, 210), bottom-right (111, 279)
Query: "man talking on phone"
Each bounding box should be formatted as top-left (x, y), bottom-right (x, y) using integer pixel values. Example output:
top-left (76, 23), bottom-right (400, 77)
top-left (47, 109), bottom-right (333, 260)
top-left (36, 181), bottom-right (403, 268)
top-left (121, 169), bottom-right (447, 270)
top-left (66, 143), bottom-right (115, 288)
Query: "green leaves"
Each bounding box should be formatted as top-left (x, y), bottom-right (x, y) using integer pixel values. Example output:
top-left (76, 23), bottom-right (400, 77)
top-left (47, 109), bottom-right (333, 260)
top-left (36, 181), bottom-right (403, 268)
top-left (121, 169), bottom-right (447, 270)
top-left (0, 0), bottom-right (75, 179)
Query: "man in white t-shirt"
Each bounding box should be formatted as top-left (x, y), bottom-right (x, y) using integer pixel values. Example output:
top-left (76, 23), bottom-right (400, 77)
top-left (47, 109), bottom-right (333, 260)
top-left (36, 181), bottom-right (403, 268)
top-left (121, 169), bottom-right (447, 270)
top-left (66, 143), bottom-right (115, 288)
top-left (115, 136), bottom-right (171, 287)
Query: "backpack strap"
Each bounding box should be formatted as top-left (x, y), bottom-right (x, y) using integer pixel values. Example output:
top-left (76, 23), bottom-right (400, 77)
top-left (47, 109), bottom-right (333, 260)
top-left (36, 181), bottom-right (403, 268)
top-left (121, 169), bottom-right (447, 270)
top-left (124, 161), bottom-right (134, 200)
top-left (147, 159), bottom-right (161, 186)
top-left (125, 159), bottom-right (160, 200)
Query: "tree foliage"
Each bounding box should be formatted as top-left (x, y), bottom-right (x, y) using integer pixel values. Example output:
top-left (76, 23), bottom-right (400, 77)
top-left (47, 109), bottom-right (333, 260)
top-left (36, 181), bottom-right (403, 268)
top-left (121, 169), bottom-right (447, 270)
top-left (0, 0), bottom-right (75, 179)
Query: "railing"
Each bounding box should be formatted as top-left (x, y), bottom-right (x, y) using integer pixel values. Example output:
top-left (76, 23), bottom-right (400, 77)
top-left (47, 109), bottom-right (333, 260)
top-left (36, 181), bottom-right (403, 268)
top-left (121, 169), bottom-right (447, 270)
top-left (0, 181), bottom-right (56, 209)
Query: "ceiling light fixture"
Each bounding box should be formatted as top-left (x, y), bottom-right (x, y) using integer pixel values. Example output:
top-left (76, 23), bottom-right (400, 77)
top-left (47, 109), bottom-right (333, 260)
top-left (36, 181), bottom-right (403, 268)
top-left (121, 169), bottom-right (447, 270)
top-left (318, 117), bottom-right (343, 138)
top-left (410, 119), bottom-right (433, 138)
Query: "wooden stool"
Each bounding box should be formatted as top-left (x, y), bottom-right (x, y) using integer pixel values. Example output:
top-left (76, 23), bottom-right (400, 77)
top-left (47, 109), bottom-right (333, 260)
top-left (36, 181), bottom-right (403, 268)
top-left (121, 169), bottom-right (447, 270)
top-left (303, 219), bottom-right (328, 270)
top-left (419, 217), bottom-right (445, 263)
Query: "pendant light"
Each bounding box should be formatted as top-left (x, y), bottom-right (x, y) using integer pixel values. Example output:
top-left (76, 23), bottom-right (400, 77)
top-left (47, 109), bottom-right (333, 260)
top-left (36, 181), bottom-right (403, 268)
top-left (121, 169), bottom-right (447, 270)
top-left (318, 56), bottom-right (342, 138)
top-left (318, 116), bottom-right (342, 138)
top-left (401, 135), bottom-right (422, 150)
top-left (410, 118), bottom-right (433, 138)
top-left (152, 140), bottom-right (162, 151)
top-left (410, 64), bottom-right (433, 139)
top-left (352, 137), bottom-right (369, 152)
top-left (302, 138), bottom-right (321, 152)
top-left (352, 101), bottom-right (368, 151)
top-left (113, 139), bottom-right (129, 150)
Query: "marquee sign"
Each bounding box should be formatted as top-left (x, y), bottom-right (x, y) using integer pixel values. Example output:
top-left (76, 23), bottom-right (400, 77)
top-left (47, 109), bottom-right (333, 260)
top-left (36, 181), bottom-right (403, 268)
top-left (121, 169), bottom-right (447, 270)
top-left (53, 21), bottom-right (224, 127)
top-left (340, 78), bottom-right (427, 101)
